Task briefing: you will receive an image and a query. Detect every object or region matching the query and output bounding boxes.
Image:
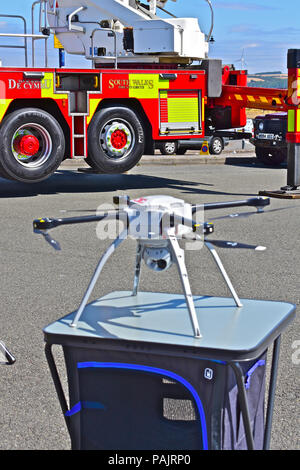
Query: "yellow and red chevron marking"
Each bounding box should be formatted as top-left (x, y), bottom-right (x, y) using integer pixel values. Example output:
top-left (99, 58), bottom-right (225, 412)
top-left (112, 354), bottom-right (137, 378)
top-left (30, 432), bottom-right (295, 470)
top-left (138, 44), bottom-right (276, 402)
top-left (217, 85), bottom-right (288, 112)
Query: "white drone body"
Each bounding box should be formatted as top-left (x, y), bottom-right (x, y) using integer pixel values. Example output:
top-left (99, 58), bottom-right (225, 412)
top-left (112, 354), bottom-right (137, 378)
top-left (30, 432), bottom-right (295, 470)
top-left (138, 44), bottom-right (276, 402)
top-left (126, 195), bottom-right (195, 238)
top-left (46, 0), bottom-right (209, 64)
top-left (116, 194), bottom-right (201, 277)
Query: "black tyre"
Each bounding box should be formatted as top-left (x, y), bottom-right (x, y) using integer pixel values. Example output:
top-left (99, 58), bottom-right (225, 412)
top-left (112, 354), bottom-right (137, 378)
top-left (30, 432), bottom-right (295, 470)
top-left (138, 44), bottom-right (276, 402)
top-left (160, 141), bottom-right (177, 155)
top-left (255, 147), bottom-right (287, 166)
top-left (0, 166), bottom-right (12, 181)
top-left (87, 106), bottom-right (145, 173)
top-left (209, 136), bottom-right (224, 155)
top-left (0, 108), bottom-right (65, 183)
top-left (84, 155), bottom-right (104, 173)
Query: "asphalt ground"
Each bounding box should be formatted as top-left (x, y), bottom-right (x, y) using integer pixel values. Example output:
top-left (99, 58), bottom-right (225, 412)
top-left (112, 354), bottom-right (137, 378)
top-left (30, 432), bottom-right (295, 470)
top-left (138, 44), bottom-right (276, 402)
top-left (0, 144), bottom-right (299, 451)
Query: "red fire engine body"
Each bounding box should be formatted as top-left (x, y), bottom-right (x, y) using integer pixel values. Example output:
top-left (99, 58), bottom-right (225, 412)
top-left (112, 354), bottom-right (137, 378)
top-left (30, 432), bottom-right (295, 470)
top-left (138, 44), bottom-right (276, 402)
top-left (0, 64), bottom-right (251, 183)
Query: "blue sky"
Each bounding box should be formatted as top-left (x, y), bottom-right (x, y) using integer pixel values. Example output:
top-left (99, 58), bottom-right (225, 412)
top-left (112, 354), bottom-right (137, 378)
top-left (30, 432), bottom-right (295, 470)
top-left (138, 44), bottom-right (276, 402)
top-left (0, 0), bottom-right (299, 73)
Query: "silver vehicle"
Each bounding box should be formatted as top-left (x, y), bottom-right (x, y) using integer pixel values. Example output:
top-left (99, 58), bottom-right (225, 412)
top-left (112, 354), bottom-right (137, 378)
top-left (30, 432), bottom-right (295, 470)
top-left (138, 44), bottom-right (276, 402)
top-left (158, 135), bottom-right (229, 156)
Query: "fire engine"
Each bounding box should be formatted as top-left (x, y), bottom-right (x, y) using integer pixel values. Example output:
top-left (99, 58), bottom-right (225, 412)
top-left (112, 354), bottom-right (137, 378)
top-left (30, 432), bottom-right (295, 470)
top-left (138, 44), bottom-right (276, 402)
top-left (0, 0), bottom-right (299, 190)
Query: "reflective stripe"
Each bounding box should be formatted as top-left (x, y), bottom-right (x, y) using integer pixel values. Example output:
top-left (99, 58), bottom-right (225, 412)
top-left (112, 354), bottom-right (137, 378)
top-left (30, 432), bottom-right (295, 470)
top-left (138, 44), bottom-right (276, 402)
top-left (66, 401), bottom-right (105, 416)
top-left (87, 98), bottom-right (101, 125)
top-left (288, 109), bottom-right (296, 132)
top-left (0, 78), bottom-right (13, 121)
top-left (259, 96), bottom-right (269, 103)
top-left (0, 99), bottom-right (13, 122)
top-left (297, 110), bottom-right (300, 133)
top-left (129, 73), bottom-right (169, 99)
top-left (41, 72), bottom-right (68, 100)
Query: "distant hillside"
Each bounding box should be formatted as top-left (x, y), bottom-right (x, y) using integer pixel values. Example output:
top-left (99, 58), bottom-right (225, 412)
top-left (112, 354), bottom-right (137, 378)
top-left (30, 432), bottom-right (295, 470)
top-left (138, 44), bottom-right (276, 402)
top-left (247, 72), bottom-right (287, 89)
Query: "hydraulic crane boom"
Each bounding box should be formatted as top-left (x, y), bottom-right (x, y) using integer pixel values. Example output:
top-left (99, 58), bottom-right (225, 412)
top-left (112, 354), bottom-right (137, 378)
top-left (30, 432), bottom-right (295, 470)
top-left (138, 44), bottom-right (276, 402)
top-left (47, 0), bottom-right (209, 65)
top-left (216, 84), bottom-right (288, 112)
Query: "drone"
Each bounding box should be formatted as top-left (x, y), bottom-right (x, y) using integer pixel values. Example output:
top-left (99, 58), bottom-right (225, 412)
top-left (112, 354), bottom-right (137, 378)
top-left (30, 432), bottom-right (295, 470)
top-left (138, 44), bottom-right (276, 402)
top-left (33, 195), bottom-right (270, 338)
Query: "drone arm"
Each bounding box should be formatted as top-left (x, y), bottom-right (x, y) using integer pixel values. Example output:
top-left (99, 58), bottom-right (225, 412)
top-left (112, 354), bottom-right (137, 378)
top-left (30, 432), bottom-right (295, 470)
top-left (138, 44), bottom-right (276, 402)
top-left (163, 213), bottom-right (208, 234)
top-left (192, 196), bottom-right (270, 214)
top-left (33, 211), bottom-right (125, 231)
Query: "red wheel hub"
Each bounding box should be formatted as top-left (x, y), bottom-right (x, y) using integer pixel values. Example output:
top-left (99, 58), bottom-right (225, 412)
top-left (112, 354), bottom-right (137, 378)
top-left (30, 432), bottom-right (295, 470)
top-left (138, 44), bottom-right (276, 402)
top-left (110, 129), bottom-right (128, 150)
top-left (14, 135), bottom-right (40, 156)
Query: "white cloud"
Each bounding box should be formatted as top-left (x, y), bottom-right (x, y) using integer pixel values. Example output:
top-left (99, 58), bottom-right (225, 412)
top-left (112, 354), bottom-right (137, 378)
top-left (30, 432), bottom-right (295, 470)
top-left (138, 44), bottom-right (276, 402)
top-left (243, 43), bottom-right (260, 48)
top-left (214, 1), bottom-right (279, 11)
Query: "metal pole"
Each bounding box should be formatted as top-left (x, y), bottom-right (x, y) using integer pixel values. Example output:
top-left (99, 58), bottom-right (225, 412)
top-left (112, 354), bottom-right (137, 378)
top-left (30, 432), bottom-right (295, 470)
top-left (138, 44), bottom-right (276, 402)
top-left (0, 14), bottom-right (28, 67)
top-left (59, 49), bottom-right (65, 68)
top-left (91, 28), bottom-right (118, 69)
top-left (230, 362), bottom-right (255, 450)
top-left (32, 0), bottom-right (40, 67)
top-left (44, 344), bottom-right (71, 433)
top-left (132, 243), bottom-right (142, 296)
top-left (44, 2), bottom-right (49, 67)
top-left (282, 49), bottom-right (300, 191)
top-left (22, 16), bottom-right (28, 68)
top-left (0, 33), bottom-right (49, 38)
top-left (263, 336), bottom-right (281, 450)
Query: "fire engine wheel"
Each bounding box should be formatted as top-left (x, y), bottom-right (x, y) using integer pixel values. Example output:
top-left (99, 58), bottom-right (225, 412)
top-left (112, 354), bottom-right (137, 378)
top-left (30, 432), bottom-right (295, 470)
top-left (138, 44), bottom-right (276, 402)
top-left (160, 141), bottom-right (177, 155)
top-left (87, 107), bottom-right (145, 173)
top-left (209, 137), bottom-right (224, 155)
top-left (0, 109), bottom-right (65, 183)
top-left (255, 147), bottom-right (287, 166)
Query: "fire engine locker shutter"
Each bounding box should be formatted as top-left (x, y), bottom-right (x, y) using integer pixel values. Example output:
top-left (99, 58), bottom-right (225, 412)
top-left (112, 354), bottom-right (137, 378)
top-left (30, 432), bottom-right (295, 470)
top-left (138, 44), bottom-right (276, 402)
top-left (159, 90), bottom-right (201, 135)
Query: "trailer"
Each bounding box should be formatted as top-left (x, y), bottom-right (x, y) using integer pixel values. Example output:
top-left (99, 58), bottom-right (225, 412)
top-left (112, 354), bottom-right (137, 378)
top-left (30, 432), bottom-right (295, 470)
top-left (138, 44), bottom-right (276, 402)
top-left (0, 0), bottom-right (299, 189)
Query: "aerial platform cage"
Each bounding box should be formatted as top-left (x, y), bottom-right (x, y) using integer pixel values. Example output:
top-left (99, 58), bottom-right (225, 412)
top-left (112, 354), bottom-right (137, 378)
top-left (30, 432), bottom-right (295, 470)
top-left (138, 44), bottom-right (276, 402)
top-left (44, 291), bottom-right (295, 451)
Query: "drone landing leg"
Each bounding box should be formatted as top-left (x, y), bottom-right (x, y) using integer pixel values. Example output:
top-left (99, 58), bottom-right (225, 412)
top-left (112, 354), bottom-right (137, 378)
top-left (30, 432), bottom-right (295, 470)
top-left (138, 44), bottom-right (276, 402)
top-left (0, 340), bottom-right (15, 365)
top-left (71, 229), bottom-right (128, 328)
top-left (205, 241), bottom-right (243, 308)
top-left (168, 235), bottom-right (202, 339)
top-left (132, 243), bottom-right (142, 296)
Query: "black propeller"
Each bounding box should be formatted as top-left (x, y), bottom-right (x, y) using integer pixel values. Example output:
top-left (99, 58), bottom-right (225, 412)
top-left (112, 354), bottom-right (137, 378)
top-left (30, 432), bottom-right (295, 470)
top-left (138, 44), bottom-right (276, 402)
top-left (205, 239), bottom-right (266, 251)
top-left (40, 230), bottom-right (61, 251)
